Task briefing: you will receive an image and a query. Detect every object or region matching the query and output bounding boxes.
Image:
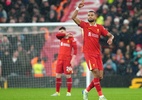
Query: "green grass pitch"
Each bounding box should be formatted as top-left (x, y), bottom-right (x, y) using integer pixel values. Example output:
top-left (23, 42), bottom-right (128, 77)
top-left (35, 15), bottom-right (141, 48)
top-left (0, 88), bottom-right (141, 100)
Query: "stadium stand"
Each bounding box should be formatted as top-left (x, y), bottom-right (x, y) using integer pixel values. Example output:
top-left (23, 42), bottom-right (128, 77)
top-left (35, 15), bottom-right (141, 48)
top-left (0, 0), bottom-right (142, 78)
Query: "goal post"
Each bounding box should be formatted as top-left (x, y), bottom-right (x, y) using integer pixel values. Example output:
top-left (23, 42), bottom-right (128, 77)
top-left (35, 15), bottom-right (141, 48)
top-left (0, 22), bottom-right (91, 88)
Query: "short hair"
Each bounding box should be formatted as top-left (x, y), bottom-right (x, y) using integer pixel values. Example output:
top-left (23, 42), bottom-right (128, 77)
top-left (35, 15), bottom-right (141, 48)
top-left (59, 26), bottom-right (66, 30)
top-left (88, 11), bottom-right (96, 14)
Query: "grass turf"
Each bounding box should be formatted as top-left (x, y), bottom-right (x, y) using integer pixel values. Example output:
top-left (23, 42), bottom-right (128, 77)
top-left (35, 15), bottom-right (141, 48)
top-left (0, 88), bottom-right (141, 100)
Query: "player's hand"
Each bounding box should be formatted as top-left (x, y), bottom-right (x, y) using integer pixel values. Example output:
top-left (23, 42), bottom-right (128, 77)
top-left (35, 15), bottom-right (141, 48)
top-left (66, 32), bottom-right (73, 37)
top-left (70, 55), bottom-right (76, 67)
top-left (78, 0), bottom-right (84, 8)
top-left (107, 39), bottom-right (113, 45)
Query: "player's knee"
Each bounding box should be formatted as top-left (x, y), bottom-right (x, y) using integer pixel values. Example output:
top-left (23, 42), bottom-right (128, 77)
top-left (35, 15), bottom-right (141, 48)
top-left (92, 69), bottom-right (99, 77)
top-left (65, 74), bottom-right (71, 78)
top-left (56, 73), bottom-right (62, 78)
top-left (99, 70), bottom-right (104, 79)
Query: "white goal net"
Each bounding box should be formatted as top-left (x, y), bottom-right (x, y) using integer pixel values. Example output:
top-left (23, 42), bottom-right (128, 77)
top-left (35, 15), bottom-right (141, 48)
top-left (0, 22), bottom-right (89, 88)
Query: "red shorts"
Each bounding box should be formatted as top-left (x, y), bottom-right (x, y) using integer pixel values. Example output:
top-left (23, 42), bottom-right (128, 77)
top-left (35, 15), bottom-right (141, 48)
top-left (84, 54), bottom-right (103, 71)
top-left (56, 59), bottom-right (73, 74)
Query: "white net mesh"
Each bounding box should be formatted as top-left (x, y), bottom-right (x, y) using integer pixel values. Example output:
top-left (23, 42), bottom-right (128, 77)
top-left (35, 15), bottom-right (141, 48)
top-left (0, 23), bottom-right (87, 88)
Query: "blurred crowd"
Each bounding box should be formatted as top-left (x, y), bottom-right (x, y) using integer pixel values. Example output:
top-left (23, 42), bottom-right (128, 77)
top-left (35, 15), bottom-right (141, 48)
top-left (0, 0), bottom-right (70, 23)
top-left (0, 0), bottom-right (142, 78)
top-left (0, 0), bottom-right (70, 77)
top-left (96, 0), bottom-right (142, 76)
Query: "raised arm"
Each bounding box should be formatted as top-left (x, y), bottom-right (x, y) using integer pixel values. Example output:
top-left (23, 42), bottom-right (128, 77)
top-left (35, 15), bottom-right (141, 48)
top-left (71, 0), bottom-right (84, 25)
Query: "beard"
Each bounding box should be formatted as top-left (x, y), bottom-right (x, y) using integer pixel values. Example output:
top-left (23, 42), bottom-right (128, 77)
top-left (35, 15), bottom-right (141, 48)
top-left (88, 19), bottom-right (95, 22)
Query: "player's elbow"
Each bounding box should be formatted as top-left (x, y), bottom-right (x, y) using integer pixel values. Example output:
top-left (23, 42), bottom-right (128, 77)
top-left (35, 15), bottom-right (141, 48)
top-left (71, 16), bottom-right (75, 20)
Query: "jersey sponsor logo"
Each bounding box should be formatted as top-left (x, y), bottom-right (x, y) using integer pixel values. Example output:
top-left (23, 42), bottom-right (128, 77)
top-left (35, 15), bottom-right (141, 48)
top-left (129, 78), bottom-right (142, 88)
top-left (88, 32), bottom-right (99, 38)
top-left (61, 42), bottom-right (70, 47)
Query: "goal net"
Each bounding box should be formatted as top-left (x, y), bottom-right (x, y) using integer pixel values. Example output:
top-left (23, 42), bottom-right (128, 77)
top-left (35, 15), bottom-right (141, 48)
top-left (0, 22), bottom-right (89, 88)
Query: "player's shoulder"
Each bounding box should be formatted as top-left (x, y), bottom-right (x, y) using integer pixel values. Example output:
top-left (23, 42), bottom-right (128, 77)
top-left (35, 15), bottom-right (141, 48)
top-left (81, 20), bottom-right (90, 25)
top-left (96, 24), bottom-right (103, 27)
top-left (69, 36), bottom-right (76, 42)
top-left (68, 36), bottom-right (74, 40)
top-left (96, 24), bottom-right (105, 29)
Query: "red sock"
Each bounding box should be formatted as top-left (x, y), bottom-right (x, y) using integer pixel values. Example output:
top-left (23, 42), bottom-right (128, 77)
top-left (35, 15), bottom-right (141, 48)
top-left (93, 78), bottom-right (103, 96)
top-left (86, 80), bottom-right (94, 92)
top-left (66, 78), bottom-right (72, 92)
top-left (56, 78), bottom-right (61, 92)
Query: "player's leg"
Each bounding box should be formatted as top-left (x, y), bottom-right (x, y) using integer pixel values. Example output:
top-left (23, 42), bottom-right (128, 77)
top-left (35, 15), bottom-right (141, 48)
top-left (97, 57), bottom-right (107, 100)
top-left (64, 60), bottom-right (73, 96)
top-left (83, 55), bottom-right (107, 100)
top-left (87, 67), bottom-right (106, 100)
top-left (82, 54), bottom-right (96, 100)
top-left (65, 74), bottom-right (72, 96)
top-left (51, 60), bottom-right (63, 96)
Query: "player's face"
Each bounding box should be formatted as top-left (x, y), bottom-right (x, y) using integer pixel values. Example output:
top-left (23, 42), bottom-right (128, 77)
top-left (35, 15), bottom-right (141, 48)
top-left (87, 12), bottom-right (97, 22)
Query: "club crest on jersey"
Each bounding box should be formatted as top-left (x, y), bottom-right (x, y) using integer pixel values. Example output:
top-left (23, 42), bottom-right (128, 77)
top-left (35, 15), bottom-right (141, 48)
top-left (67, 40), bottom-right (70, 43)
top-left (97, 29), bottom-right (99, 32)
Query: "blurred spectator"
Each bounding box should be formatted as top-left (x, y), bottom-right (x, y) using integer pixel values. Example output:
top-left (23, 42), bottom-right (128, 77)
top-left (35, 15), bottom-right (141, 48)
top-left (119, 26), bottom-right (130, 45)
top-left (113, 17), bottom-right (121, 30)
top-left (0, 4), bottom-right (7, 23)
top-left (27, 45), bottom-right (38, 59)
top-left (104, 63), bottom-right (116, 76)
top-left (51, 53), bottom-right (58, 77)
top-left (1, 50), bottom-right (10, 77)
top-left (73, 57), bottom-right (87, 77)
top-left (116, 41), bottom-right (126, 55)
top-left (136, 64), bottom-right (142, 76)
top-left (125, 53), bottom-right (133, 75)
top-left (131, 28), bottom-right (142, 45)
top-left (0, 58), bottom-right (1, 77)
top-left (104, 15), bottom-right (113, 32)
top-left (40, 0), bottom-right (50, 17)
top-left (80, 57), bottom-right (87, 77)
top-left (17, 45), bottom-right (31, 76)
top-left (32, 58), bottom-right (46, 77)
top-left (0, 36), bottom-right (11, 52)
top-left (46, 4), bottom-right (58, 22)
top-left (127, 41), bottom-right (136, 58)
top-left (131, 44), bottom-right (142, 74)
top-left (113, 49), bottom-right (124, 63)
top-left (103, 48), bottom-right (111, 63)
top-left (0, 58), bottom-right (2, 87)
top-left (117, 58), bottom-right (127, 75)
top-left (104, 59), bottom-right (117, 72)
top-left (123, 19), bottom-right (130, 30)
top-left (39, 15), bottom-right (45, 22)
top-left (7, 50), bottom-right (21, 77)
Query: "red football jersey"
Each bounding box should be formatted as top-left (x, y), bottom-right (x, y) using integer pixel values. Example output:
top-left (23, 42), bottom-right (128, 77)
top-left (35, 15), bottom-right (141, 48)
top-left (79, 21), bottom-right (108, 55)
top-left (57, 36), bottom-right (77, 60)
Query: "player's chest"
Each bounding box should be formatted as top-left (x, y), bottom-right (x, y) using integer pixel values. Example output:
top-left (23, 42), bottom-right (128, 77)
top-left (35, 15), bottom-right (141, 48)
top-left (60, 39), bottom-right (71, 47)
top-left (84, 26), bottom-right (100, 38)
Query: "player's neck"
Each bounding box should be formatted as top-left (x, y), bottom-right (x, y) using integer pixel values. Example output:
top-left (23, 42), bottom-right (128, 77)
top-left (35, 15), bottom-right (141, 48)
top-left (89, 22), bottom-right (96, 26)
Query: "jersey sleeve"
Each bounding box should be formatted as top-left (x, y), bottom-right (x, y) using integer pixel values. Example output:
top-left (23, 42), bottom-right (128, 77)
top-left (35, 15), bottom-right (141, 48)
top-left (56, 33), bottom-right (66, 40)
top-left (71, 38), bottom-right (77, 55)
top-left (79, 21), bottom-right (86, 28)
top-left (100, 25), bottom-right (108, 36)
